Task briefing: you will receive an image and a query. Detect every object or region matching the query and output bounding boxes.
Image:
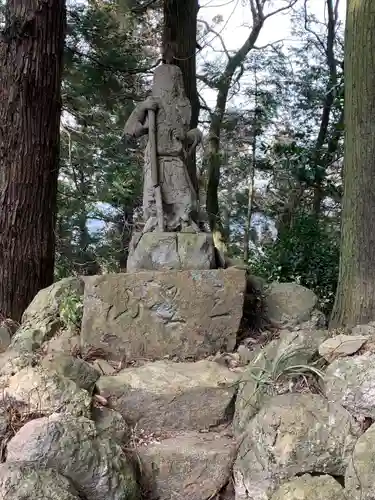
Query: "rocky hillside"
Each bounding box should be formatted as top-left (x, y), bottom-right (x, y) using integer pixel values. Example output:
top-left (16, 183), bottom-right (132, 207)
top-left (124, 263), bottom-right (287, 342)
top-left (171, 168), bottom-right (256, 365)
top-left (0, 275), bottom-right (373, 500)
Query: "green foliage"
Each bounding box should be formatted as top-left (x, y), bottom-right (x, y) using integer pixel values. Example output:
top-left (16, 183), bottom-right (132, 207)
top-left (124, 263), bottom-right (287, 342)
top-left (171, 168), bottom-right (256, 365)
top-left (59, 289), bottom-right (83, 331)
top-left (55, 0), bottom-right (155, 276)
top-left (252, 214), bottom-right (340, 314)
top-left (246, 346), bottom-right (326, 406)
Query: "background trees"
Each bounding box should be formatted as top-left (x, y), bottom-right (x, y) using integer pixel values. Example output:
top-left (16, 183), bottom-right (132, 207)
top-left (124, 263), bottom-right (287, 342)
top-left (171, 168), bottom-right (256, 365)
top-left (0, 0), bottom-right (349, 320)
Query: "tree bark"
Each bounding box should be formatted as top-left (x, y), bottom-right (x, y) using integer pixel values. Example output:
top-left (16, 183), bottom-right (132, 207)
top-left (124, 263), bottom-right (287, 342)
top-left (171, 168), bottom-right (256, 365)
top-left (330, 0), bottom-right (375, 328)
top-left (163, 0), bottom-right (200, 192)
top-left (0, 0), bottom-right (66, 321)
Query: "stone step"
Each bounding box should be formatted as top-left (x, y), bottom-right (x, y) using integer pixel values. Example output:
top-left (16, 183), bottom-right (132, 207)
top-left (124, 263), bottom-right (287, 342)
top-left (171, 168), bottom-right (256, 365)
top-left (96, 359), bottom-right (242, 434)
top-left (137, 429), bottom-right (237, 500)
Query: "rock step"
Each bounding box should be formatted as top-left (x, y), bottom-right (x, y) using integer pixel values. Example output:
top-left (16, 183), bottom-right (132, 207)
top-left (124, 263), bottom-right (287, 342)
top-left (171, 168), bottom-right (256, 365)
top-left (137, 429), bottom-right (237, 500)
top-left (97, 359), bottom-right (243, 434)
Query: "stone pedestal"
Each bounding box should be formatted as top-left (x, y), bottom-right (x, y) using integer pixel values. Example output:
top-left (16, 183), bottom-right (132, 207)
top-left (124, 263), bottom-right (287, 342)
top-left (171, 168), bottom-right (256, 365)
top-left (126, 232), bottom-right (216, 272)
top-left (80, 269), bottom-right (246, 363)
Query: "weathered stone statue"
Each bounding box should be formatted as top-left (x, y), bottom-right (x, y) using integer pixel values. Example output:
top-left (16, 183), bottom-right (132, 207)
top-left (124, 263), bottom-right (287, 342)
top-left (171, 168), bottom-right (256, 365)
top-left (123, 64), bottom-right (203, 233)
top-left (123, 63), bottom-right (217, 272)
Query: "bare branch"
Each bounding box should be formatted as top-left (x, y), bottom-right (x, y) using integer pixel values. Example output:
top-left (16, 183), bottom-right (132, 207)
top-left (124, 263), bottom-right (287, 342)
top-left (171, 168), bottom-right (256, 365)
top-left (198, 19), bottom-right (231, 60)
top-left (198, 92), bottom-right (213, 118)
top-left (249, 0), bottom-right (258, 20)
top-left (253, 39), bottom-right (285, 50)
top-left (263, 0), bottom-right (299, 21)
top-left (196, 74), bottom-right (217, 89)
top-left (303, 0), bottom-right (327, 55)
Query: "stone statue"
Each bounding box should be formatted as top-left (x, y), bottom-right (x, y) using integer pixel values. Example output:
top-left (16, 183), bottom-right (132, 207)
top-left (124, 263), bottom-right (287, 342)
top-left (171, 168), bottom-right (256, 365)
top-left (123, 64), bottom-right (203, 233)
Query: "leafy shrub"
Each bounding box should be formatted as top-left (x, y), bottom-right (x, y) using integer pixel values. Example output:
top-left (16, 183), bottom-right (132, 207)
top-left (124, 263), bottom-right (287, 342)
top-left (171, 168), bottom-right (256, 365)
top-left (251, 213), bottom-right (339, 315)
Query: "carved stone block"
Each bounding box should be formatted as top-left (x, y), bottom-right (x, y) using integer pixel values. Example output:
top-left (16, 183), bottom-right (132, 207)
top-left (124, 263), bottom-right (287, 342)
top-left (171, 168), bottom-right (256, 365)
top-left (126, 232), bottom-right (216, 272)
top-left (80, 269), bottom-right (246, 362)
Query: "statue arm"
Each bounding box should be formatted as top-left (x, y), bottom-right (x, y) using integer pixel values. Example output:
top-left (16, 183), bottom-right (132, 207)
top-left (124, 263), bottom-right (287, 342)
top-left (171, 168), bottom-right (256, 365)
top-left (186, 128), bottom-right (203, 157)
top-left (186, 128), bottom-right (202, 145)
top-left (123, 97), bottom-right (159, 139)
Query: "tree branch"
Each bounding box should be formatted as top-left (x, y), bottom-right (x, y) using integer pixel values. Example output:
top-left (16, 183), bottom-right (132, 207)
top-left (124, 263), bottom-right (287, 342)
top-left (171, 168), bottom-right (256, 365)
top-left (263, 0), bottom-right (299, 20)
top-left (303, 0), bottom-right (327, 55)
top-left (198, 18), bottom-right (231, 60)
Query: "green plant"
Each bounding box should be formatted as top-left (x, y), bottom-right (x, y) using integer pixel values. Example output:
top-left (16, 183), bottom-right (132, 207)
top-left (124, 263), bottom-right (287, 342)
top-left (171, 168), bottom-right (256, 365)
top-left (251, 213), bottom-right (340, 315)
top-left (59, 290), bottom-right (83, 331)
top-left (245, 346), bottom-right (326, 405)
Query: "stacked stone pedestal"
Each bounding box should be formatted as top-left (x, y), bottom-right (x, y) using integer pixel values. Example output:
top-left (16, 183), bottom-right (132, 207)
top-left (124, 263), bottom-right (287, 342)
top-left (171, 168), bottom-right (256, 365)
top-left (79, 232), bottom-right (246, 500)
top-left (81, 232), bottom-right (246, 363)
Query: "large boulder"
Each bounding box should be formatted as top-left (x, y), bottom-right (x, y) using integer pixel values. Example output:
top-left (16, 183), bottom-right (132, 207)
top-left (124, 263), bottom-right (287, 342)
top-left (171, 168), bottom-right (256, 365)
top-left (324, 354), bottom-right (375, 418)
top-left (233, 339), bottom-right (280, 434)
top-left (264, 282), bottom-right (322, 329)
top-left (97, 359), bottom-right (239, 433)
top-left (6, 413), bottom-right (139, 500)
top-left (0, 462), bottom-right (80, 500)
top-left (0, 324), bottom-right (11, 353)
top-left (139, 431), bottom-right (236, 500)
top-left (91, 406), bottom-right (131, 444)
top-left (270, 474), bottom-right (345, 500)
top-left (81, 269), bottom-right (245, 362)
top-left (233, 393), bottom-right (360, 500)
top-left (41, 353), bottom-right (100, 393)
top-left (10, 277), bottom-right (84, 354)
top-left (0, 349), bottom-right (37, 378)
top-left (127, 232), bottom-right (216, 272)
top-left (2, 365), bottom-right (92, 417)
top-left (43, 329), bottom-right (81, 356)
top-left (345, 422), bottom-right (375, 499)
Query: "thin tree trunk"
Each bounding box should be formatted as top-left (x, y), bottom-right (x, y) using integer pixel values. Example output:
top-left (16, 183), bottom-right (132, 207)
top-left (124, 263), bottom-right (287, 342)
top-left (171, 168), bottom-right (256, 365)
top-left (244, 74), bottom-right (258, 263)
top-left (243, 136), bottom-right (256, 263)
top-left (311, 0), bottom-right (339, 216)
top-left (330, 0), bottom-right (375, 328)
top-left (206, 23), bottom-right (262, 235)
top-left (277, 183), bottom-right (305, 237)
top-left (0, 0), bottom-right (66, 321)
top-left (204, 0), bottom-right (298, 238)
top-left (163, 0), bottom-right (200, 193)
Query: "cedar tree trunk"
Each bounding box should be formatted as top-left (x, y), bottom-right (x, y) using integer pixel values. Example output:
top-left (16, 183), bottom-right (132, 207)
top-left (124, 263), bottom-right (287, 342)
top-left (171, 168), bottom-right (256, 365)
top-left (330, 0), bottom-right (375, 328)
top-left (163, 0), bottom-right (200, 192)
top-left (0, 0), bottom-right (66, 321)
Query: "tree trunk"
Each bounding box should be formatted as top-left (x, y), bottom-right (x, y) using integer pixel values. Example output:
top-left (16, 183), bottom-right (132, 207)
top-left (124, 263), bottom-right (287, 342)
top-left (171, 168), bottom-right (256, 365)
top-left (0, 0), bottom-right (66, 321)
top-left (205, 22), bottom-right (262, 235)
top-left (330, 0), bottom-right (375, 328)
top-left (311, 0), bottom-right (339, 216)
top-left (243, 136), bottom-right (256, 263)
top-left (163, 0), bottom-right (200, 192)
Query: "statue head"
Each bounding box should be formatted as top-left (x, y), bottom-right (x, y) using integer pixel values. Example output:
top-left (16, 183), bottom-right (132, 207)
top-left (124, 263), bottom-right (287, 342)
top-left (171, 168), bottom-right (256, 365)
top-left (151, 64), bottom-right (187, 102)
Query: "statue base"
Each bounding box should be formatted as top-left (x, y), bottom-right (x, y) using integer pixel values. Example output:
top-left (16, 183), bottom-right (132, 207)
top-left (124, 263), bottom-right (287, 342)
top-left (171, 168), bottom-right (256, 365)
top-left (126, 232), bottom-right (216, 272)
top-left (81, 269), bottom-right (246, 362)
